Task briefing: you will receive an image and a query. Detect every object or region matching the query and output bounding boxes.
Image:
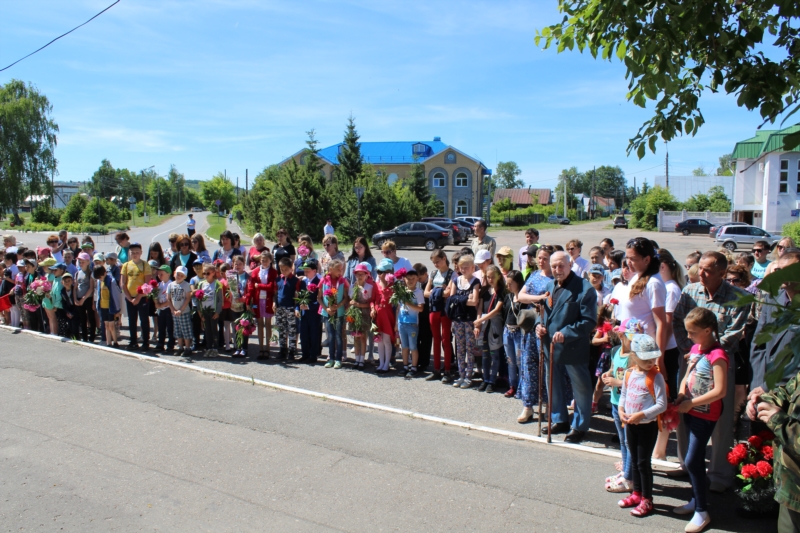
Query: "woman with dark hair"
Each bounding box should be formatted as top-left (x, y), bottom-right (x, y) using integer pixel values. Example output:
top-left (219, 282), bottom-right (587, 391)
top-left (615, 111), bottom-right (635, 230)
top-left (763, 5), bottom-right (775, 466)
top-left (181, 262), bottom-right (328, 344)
top-left (114, 233), bottom-right (130, 264)
top-left (212, 230), bottom-right (241, 264)
top-left (191, 233), bottom-right (211, 264)
top-left (169, 234), bottom-right (197, 280)
top-left (147, 242), bottom-right (167, 341)
top-left (272, 229), bottom-right (296, 264)
top-left (147, 242), bottom-right (166, 267)
top-left (344, 236), bottom-right (376, 283)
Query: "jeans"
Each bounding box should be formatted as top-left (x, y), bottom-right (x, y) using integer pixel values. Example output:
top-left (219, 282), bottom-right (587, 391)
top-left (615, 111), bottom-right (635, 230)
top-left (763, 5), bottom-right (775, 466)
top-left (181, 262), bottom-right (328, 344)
top-left (626, 422), bottom-right (658, 500)
top-left (126, 298), bottom-right (150, 346)
top-left (544, 358), bottom-right (593, 431)
top-left (398, 322), bottom-right (419, 350)
top-left (503, 327), bottom-right (523, 391)
top-left (203, 315), bottom-right (218, 350)
top-left (684, 414), bottom-right (717, 512)
top-left (324, 316), bottom-right (344, 362)
top-left (611, 405), bottom-right (633, 481)
top-left (481, 340), bottom-right (501, 384)
top-left (429, 311), bottom-right (453, 373)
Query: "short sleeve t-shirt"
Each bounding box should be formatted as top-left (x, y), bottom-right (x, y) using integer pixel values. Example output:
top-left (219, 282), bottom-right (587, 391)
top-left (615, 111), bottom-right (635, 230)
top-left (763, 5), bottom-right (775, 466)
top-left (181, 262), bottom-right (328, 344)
top-left (393, 257), bottom-right (413, 273)
top-left (272, 243), bottom-right (296, 264)
top-left (122, 260), bottom-right (151, 295)
top-left (157, 280), bottom-right (170, 304)
top-left (99, 280), bottom-right (110, 309)
top-left (685, 342), bottom-right (729, 421)
top-left (616, 274), bottom-right (666, 337)
top-left (751, 260), bottom-right (771, 280)
top-left (169, 280), bottom-right (190, 310)
top-left (608, 346), bottom-right (629, 406)
top-left (664, 279), bottom-right (682, 350)
top-left (399, 287), bottom-right (424, 324)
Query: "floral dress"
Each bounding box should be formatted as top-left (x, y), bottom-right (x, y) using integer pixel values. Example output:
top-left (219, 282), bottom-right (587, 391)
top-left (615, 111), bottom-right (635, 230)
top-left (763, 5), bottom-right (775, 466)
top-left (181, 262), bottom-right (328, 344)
top-left (520, 270), bottom-right (552, 407)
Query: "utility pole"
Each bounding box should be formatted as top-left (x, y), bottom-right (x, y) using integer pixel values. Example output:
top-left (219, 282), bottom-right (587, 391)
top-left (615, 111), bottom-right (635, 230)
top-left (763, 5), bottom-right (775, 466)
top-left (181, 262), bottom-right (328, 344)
top-left (246, 169), bottom-right (248, 193)
top-left (157, 181), bottom-right (161, 215)
top-left (665, 141), bottom-right (670, 190)
top-left (236, 177), bottom-right (239, 202)
top-left (590, 166), bottom-right (596, 219)
top-left (563, 174), bottom-right (567, 217)
top-left (634, 176), bottom-right (637, 197)
top-left (141, 170), bottom-right (146, 219)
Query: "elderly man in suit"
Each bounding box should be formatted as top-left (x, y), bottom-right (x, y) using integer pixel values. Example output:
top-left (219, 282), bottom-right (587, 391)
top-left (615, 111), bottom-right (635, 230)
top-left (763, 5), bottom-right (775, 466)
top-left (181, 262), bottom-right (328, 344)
top-left (535, 251), bottom-right (597, 443)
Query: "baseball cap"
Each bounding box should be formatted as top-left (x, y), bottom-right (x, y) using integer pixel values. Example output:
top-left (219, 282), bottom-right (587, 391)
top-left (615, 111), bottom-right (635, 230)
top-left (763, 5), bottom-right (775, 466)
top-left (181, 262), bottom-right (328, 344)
top-left (48, 262), bottom-right (68, 271)
top-left (377, 258), bottom-right (394, 272)
top-left (61, 272), bottom-right (73, 279)
top-left (80, 242), bottom-right (94, 249)
top-left (93, 253), bottom-right (105, 262)
top-left (192, 258), bottom-right (205, 266)
top-left (496, 246), bottom-right (513, 257)
top-left (631, 334), bottom-right (660, 361)
top-left (78, 252), bottom-right (92, 262)
top-left (175, 266), bottom-right (188, 277)
top-left (16, 260), bottom-right (25, 268)
top-left (158, 264), bottom-right (173, 274)
top-left (39, 257), bottom-right (56, 268)
top-left (475, 250), bottom-right (492, 263)
top-left (105, 252), bottom-right (118, 261)
top-left (588, 264), bottom-right (605, 276)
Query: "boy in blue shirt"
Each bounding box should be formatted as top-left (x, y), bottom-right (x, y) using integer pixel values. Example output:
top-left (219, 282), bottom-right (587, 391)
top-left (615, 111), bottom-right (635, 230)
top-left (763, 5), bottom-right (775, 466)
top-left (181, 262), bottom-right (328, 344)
top-left (398, 269), bottom-right (425, 379)
top-left (298, 259), bottom-right (321, 364)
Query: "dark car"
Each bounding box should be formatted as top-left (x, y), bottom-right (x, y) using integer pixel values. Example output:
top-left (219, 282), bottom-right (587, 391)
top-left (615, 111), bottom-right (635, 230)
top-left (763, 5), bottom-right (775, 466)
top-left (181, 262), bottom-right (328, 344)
top-left (613, 215), bottom-right (628, 229)
top-left (452, 219), bottom-right (474, 238)
top-left (675, 218), bottom-right (713, 235)
top-left (421, 217), bottom-right (466, 244)
top-left (373, 222), bottom-right (453, 251)
top-left (709, 221), bottom-right (748, 239)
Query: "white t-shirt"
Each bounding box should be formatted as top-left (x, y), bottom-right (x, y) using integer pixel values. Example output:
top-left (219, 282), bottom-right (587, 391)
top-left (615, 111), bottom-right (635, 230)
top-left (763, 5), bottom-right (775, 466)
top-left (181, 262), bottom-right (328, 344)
top-left (616, 274), bottom-right (666, 338)
top-left (571, 256), bottom-right (590, 277)
top-left (393, 257), bottom-right (413, 273)
top-left (664, 279), bottom-right (682, 350)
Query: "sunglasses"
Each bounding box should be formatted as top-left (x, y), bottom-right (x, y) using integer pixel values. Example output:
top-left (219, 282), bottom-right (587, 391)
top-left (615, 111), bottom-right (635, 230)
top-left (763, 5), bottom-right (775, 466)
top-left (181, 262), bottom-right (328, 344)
top-left (777, 245), bottom-right (786, 251)
top-left (753, 248), bottom-right (765, 253)
top-left (567, 247), bottom-right (575, 252)
top-left (382, 250), bottom-right (390, 255)
top-left (204, 272), bottom-right (215, 277)
top-left (726, 277), bottom-right (741, 284)
top-left (180, 242), bottom-right (191, 247)
top-left (324, 243), bottom-right (334, 247)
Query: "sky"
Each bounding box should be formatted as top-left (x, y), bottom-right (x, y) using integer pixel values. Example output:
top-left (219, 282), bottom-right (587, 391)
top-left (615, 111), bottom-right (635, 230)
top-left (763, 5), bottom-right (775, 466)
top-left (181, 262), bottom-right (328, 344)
top-left (0, 0), bottom-right (783, 191)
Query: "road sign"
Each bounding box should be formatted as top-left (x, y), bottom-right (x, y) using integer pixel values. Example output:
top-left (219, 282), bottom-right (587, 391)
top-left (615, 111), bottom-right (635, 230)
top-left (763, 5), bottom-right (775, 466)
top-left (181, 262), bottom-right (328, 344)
top-left (128, 196), bottom-right (137, 204)
top-left (353, 187), bottom-right (365, 201)
top-left (215, 199), bottom-right (221, 206)
top-left (129, 203), bottom-right (136, 212)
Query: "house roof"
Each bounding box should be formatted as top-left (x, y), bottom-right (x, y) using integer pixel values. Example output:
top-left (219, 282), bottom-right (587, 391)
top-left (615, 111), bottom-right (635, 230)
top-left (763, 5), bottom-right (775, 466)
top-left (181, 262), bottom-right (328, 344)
top-left (493, 188), bottom-right (551, 205)
top-left (732, 124), bottom-right (800, 159)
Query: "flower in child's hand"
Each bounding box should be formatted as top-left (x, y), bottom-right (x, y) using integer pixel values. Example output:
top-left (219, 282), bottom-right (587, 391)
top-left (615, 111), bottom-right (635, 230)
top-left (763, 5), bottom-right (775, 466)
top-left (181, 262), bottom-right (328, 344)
top-left (137, 286), bottom-right (144, 295)
top-left (149, 279), bottom-right (158, 287)
top-left (140, 284), bottom-right (153, 296)
top-left (394, 268), bottom-right (407, 279)
top-left (297, 245), bottom-right (310, 257)
top-left (307, 283), bottom-right (318, 292)
top-left (740, 464), bottom-right (759, 479)
top-left (194, 289), bottom-right (205, 299)
top-left (610, 298), bottom-right (619, 305)
top-left (385, 274), bottom-right (395, 285)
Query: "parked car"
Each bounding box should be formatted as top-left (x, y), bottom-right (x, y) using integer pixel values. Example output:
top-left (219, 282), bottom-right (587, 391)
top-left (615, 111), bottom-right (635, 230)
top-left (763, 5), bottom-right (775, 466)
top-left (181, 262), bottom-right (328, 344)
top-left (715, 224), bottom-right (783, 251)
top-left (191, 207), bottom-right (203, 212)
top-left (372, 222), bottom-right (453, 251)
top-left (612, 215), bottom-right (628, 229)
top-left (675, 218), bottom-right (713, 235)
top-left (709, 221), bottom-right (748, 238)
top-left (421, 217), bottom-right (466, 244)
top-left (455, 216), bottom-right (487, 227)
top-left (547, 215), bottom-right (571, 225)
top-left (452, 219), bottom-right (474, 238)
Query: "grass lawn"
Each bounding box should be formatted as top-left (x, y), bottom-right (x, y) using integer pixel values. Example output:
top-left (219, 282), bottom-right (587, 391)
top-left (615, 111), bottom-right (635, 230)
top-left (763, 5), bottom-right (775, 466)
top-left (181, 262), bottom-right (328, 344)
top-left (0, 213), bottom-right (31, 230)
top-left (205, 215), bottom-right (227, 242)
top-left (129, 212), bottom-right (182, 228)
top-left (496, 218), bottom-right (598, 231)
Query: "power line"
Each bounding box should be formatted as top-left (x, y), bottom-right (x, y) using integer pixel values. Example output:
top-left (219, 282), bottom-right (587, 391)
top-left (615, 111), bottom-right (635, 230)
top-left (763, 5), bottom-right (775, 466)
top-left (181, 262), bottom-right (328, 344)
top-left (0, 1), bottom-right (121, 72)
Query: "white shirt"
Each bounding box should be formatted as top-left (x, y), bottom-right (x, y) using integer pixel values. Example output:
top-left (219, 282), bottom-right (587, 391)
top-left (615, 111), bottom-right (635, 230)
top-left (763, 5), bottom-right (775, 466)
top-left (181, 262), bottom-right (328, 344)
top-left (187, 217), bottom-right (196, 229)
top-left (664, 279), bottom-right (682, 350)
top-left (324, 224), bottom-right (334, 235)
top-left (518, 245), bottom-right (531, 270)
top-left (392, 256), bottom-right (413, 273)
top-left (571, 256), bottom-right (590, 277)
top-left (616, 274), bottom-right (666, 338)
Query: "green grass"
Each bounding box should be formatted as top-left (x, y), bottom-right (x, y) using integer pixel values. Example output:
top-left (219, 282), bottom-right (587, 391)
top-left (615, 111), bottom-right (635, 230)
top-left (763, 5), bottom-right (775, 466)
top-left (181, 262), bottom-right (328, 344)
top-left (0, 213), bottom-right (31, 230)
top-left (496, 218), bottom-right (598, 231)
top-left (205, 215), bottom-right (227, 242)
top-left (129, 212), bottom-right (182, 228)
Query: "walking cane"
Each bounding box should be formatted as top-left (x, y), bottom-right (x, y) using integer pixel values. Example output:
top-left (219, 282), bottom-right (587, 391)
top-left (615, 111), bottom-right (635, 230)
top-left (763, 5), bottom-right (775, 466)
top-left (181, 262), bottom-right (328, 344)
top-left (537, 340), bottom-right (544, 437)
top-left (547, 340), bottom-right (555, 444)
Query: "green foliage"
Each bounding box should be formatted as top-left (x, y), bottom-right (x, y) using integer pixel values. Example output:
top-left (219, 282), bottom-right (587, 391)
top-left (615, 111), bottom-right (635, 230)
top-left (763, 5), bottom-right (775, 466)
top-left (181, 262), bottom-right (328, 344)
top-left (62, 193), bottom-right (88, 223)
top-left (31, 203), bottom-right (62, 225)
top-left (492, 198), bottom-right (516, 213)
top-left (241, 166), bottom-right (279, 235)
top-left (682, 185), bottom-right (731, 212)
top-left (494, 161), bottom-right (524, 189)
top-left (81, 198), bottom-right (126, 224)
top-left (404, 156), bottom-right (431, 207)
top-left (629, 185), bottom-right (680, 230)
top-left (335, 115), bottom-right (363, 182)
top-left (0, 80), bottom-right (59, 223)
top-left (13, 221), bottom-right (128, 234)
top-left (489, 203), bottom-right (559, 224)
top-left (692, 167), bottom-right (708, 177)
top-left (91, 159), bottom-right (121, 200)
top-left (717, 153), bottom-right (735, 176)
top-left (783, 221), bottom-right (800, 244)
top-left (201, 173), bottom-right (237, 212)
top-left (536, 1), bottom-right (800, 158)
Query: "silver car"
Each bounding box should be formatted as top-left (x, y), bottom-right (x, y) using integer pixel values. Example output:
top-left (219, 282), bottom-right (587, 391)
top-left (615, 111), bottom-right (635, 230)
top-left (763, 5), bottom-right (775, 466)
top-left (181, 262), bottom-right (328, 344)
top-left (714, 224), bottom-right (783, 252)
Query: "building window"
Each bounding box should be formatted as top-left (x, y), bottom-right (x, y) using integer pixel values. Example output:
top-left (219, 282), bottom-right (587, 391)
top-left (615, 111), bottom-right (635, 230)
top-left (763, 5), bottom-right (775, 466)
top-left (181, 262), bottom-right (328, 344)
top-left (780, 159), bottom-right (789, 193)
top-left (455, 172), bottom-right (468, 188)
top-left (445, 152), bottom-right (456, 164)
top-left (433, 172), bottom-right (445, 188)
top-left (456, 200), bottom-right (468, 215)
top-left (412, 143), bottom-right (430, 156)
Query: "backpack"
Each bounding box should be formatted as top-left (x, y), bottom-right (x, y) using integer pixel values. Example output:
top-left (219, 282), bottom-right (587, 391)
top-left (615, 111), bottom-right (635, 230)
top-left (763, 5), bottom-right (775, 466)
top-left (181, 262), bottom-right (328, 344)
top-left (623, 366), bottom-right (664, 431)
top-left (429, 269), bottom-right (453, 313)
top-left (445, 275), bottom-right (472, 321)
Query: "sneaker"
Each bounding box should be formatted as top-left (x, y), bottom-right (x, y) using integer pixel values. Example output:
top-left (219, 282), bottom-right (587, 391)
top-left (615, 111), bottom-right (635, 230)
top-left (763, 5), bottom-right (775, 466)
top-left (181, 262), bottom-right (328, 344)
top-left (333, 361), bottom-right (342, 369)
top-left (459, 378), bottom-right (473, 389)
top-left (618, 492), bottom-right (642, 508)
top-left (453, 378), bottom-right (464, 388)
top-left (477, 382), bottom-right (488, 392)
top-left (441, 373), bottom-right (453, 384)
top-left (630, 498), bottom-right (653, 517)
top-left (425, 372), bottom-right (442, 381)
top-left (324, 360), bottom-right (334, 368)
top-left (183, 347), bottom-right (192, 357)
top-left (672, 499), bottom-right (696, 516)
top-left (486, 384), bottom-right (495, 393)
top-left (405, 366), bottom-right (417, 379)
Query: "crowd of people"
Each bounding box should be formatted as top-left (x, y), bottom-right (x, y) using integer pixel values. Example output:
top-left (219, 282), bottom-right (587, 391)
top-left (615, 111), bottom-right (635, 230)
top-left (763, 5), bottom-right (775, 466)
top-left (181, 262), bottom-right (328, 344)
top-left (2, 220), bottom-right (800, 532)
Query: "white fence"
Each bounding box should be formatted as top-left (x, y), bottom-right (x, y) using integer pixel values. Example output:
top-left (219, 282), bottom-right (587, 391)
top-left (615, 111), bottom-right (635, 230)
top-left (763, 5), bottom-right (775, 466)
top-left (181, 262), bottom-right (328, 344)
top-left (658, 210), bottom-right (733, 232)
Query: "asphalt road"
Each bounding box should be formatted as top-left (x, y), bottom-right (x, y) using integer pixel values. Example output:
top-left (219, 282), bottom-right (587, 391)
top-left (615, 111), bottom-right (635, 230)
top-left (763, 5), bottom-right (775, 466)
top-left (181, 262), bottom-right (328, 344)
top-left (0, 330), bottom-right (775, 532)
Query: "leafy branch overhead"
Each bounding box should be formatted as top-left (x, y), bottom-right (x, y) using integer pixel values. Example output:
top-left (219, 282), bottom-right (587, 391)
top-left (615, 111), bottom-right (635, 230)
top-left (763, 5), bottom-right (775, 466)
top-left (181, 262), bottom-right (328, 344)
top-left (536, 1), bottom-right (800, 158)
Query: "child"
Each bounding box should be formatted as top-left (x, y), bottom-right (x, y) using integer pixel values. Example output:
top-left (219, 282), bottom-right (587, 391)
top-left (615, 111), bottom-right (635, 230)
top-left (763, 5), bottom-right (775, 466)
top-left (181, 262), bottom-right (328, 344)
top-left (424, 250), bottom-right (454, 382)
top-left (603, 318), bottom-right (641, 494)
top-left (373, 259), bottom-right (396, 373)
top-left (502, 270), bottom-right (527, 398)
top-left (275, 257), bottom-right (300, 361)
top-left (412, 263), bottom-right (432, 372)
top-left (319, 258), bottom-right (349, 369)
top-left (169, 266), bottom-right (193, 358)
top-left (218, 262), bottom-right (234, 352)
top-left (473, 265), bottom-right (505, 392)
top-left (120, 243), bottom-right (152, 351)
top-left (673, 308), bottom-right (728, 533)
top-left (444, 255), bottom-right (481, 389)
top-left (198, 263), bottom-right (223, 357)
top-left (0, 269), bottom-right (13, 326)
top-left (397, 269), bottom-right (425, 378)
top-left (94, 265), bottom-right (121, 347)
top-left (297, 258), bottom-right (321, 364)
top-left (56, 272), bottom-right (78, 338)
top-left (190, 259), bottom-right (205, 351)
top-left (248, 251), bottom-right (276, 359)
top-left (591, 303), bottom-right (615, 413)
top-left (349, 262), bottom-right (375, 370)
top-left (154, 265), bottom-right (175, 354)
top-left (618, 334), bottom-right (667, 518)
top-left (229, 255), bottom-right (250, 358)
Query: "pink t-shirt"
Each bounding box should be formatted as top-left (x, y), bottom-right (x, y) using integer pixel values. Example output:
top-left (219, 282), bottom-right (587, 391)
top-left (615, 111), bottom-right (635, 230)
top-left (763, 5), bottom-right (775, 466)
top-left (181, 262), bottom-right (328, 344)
top-left (685, 342), bottom-right (728, 421)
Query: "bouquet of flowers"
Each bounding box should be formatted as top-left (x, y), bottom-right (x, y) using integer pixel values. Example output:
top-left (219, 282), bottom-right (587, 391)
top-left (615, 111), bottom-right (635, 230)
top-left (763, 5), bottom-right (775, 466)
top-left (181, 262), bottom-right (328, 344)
top-left (233, 310), bottom-right (256, 348)
top-left (323, 286), bottom-right (339, 325)
top-left (194, 288), bottom-right (214, 317)
top-left (728, 431), bottom-right (777, 515)
top-left (137, 279), bottom-right (160, 301)
top-left (660, 403), bottom-right (680, 433)
top-left (23, 277), bottom-right (52, 312)
top-left (345, 285), bottom-right (364, 337)
top-left (295, 282), bottom-right (318, 308)
top-left (389, 269), bottom-right (415, 306)
top-left (297, 245), bottom-right (311, 259)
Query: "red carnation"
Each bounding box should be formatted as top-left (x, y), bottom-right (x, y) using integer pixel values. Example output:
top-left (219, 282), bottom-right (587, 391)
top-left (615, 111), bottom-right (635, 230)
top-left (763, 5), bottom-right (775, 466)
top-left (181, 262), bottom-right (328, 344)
top-left (758, 430), bottom-right (775, 442)
top-left (728, 450), bottom-right (744, 466)
top-left (740, 464), bottom-right (759, 479)
top-left (136, 286), bottom-right (144, 294)
top-left (762, 445), bottom-right (774, 460)
top-left (756, 460), bottom-right (773, 478)
top-left (149, 279), bottom-right (159, 287)
top-left (610, 298), bottom-right (619, 305)
top-left (728, 444), bottom-right (748, 464)
top-left (394, 268), bottom-right (407, 279)
top-left (748, 435), bottom-right (763, 450)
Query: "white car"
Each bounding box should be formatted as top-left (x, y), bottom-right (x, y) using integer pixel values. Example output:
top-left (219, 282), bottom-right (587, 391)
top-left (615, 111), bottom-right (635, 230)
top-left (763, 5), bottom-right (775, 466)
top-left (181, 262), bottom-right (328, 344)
top-left (455, 216), bottom-right (486, 227)
top-left (714, 224), bottom-right (782, 251)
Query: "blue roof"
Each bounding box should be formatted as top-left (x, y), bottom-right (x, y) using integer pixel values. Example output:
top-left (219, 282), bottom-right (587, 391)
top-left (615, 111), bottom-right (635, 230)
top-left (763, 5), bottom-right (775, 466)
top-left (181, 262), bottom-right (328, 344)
top-left (318, 140), bottom-right (453, 165)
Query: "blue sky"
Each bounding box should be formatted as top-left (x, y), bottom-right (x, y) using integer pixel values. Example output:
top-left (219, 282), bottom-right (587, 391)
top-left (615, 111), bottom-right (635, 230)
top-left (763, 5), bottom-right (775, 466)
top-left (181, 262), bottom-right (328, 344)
top-left (0, 0), bottom-right (777, 190)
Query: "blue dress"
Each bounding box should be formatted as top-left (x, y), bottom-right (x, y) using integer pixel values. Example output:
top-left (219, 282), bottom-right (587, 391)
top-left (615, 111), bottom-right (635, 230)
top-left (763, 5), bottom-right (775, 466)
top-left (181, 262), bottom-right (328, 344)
top-left (519, 271), bottom-right (552, 408)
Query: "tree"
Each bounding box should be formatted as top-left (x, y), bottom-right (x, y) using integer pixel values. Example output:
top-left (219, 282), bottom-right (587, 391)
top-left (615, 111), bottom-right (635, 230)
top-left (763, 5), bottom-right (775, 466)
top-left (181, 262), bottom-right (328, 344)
top-left (91, 159), bottom-right (121, 199)
top-left (241, 166), bottom-right (279, 235)
top-left (536, 1), bottom-right (800, 158)
top-left (405, 155), bottom-right (431, 207)
top-left (492, 197), bottom-right (516, 213)
top-left (683, 185), bottom-right (732, 212)
top-left (495, 161), bottom-right (524, 189)
top-left (574, 165), bottom-right (626, 199)
top-left (116, 167), bottom-right (142, 202)
top-left (62, 193), bottom-right (88, 223)
top-left (0, 80), bottom-right (59, 224)
top-left (167, 165), bottom-right (185, 211)
top-left (201, 173), bottom-right (236, 212)
top-left (692, 167), bottom-right (708, 177)
top-left (335, 115), bottom-right (362, 183)
top-left (554, 167), bottom-right (582, 211)
top-left (629, 185), bottom-right (680, 230)
top-left (716, 153), bottom-right (734, 176)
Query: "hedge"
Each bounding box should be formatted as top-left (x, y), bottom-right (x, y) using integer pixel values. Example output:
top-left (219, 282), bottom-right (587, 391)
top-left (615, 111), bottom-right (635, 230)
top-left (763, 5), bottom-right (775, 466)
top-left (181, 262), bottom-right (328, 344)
top-left (7, 222), bottom-right (130, 234)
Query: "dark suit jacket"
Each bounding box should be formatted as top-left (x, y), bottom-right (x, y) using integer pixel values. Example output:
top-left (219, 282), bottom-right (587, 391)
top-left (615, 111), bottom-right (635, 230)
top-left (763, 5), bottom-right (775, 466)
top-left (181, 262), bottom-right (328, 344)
top-left (169, 251), bottom-right (198, 281)
top-left (536, 272), bottom-right (597, 366)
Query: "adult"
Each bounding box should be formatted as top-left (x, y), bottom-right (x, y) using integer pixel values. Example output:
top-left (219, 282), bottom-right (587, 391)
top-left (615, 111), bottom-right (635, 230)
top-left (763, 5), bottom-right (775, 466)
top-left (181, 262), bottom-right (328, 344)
top-left (516, 245), bottom-right (555, 422)
top-left (114, 232), bottom-right (131, 265)
top-left (319, 234), bottom-right (345, 275)
top-left (3, 235), bottom-right (18, 254)
top-left (495, 246), bottom-right (514, 276)
top-left (294, 234), bottom-right (318, 277)
top-left (764, 237), bottom-right (797, 278)
top-left (750, 240), bottom-right (771, 279)
top-left (120, 243), bottom-right (152, 351)
top-left (518, 228), bottom-right (539, 270)
top-left (211, 230), bottom-right (242, 264)
top-left (66, 237), bottom-right (81, 264)
top-left (46, 234), bottom-right (63, 263)
top-left (272, 228), bottom-right (296, 264)
top-left (471, 220), bottom-right (496, 258)
top-left (566, 239), bottom-right (590, 277)
top-left (186, 213), bottom-right (196, 236)
top-left (165, 233), bottom-right (179, 261)
top-left (73, 252), bottom-right (96, 344)
top-left (656, 249), bottom-right (684, 397)
top-left (534, 251), bottom-right (597, 442)
top-left (600, 238), bottom-right (614, 268)
top-left (380, 240), bottom-right (412, 273)
top-left (344, 236), bottom-right (376, 283)
top-left (191, 233), bottom-right (211, 264)
top-left (324, 219), bottom-right (335, 235)
top-left (247, 233), bottom-right (269, 271)
top-left (672, 251), bottom-right (750, 492)
top-left (169, 234), bottom-right (197, 280)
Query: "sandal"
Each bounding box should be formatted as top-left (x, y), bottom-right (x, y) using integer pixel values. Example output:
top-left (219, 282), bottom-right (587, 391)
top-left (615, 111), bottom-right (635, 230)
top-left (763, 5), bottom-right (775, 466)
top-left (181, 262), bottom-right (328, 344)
top-left (606, 477), bottom-right (633, 493)
top-left (615, 461), bottom-right (623, 472)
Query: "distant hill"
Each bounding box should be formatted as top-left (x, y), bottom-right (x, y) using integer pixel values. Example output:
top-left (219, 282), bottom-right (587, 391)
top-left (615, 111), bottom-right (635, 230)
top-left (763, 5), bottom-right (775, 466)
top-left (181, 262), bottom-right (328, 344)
top-left (184, 179), bottom-right (203, 192)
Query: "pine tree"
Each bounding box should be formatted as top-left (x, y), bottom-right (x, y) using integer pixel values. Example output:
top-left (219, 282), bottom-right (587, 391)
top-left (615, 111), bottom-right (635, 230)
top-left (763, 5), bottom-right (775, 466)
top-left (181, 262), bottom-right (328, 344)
top-left (405, 155), bottom-right (430, 205)
top-left (336, 115), bottom-right (362, 183)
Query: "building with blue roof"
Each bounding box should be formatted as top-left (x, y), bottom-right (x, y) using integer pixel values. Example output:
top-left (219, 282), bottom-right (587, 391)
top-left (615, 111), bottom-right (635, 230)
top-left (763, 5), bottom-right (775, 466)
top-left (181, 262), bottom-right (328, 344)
top-left (280, 137), bottom-right (491, 219)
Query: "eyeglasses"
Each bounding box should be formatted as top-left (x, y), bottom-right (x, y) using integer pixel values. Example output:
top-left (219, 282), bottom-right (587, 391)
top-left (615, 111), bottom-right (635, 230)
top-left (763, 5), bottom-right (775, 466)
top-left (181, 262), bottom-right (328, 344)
top-left (324, 243), bottom-right (334, 248)
top-left (777, 245), bottom-right (786, 251)
top-left (726, 277), bottom-right (741, 283)
top-left (567, 247), bottom-right (575, 252)
top-left (753, 248), bottom-right (765, 253)
top-left (180, 242), bottom-right (190, 247)
top-left (204, 273), bottom-right (214, 277)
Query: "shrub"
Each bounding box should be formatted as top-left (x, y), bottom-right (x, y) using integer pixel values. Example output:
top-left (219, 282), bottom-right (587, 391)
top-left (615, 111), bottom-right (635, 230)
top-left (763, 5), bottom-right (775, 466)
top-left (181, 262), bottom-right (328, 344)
top-left (62, 194), bottom-right (89, 224)
top-left (783, 221), bottom-right (800, 244)
top-left (31, 204), bottom-right (62, 226)
top-left (81, 198), bottom-right (127, 224)
top-left (14, 221), bottom-right (129, 234)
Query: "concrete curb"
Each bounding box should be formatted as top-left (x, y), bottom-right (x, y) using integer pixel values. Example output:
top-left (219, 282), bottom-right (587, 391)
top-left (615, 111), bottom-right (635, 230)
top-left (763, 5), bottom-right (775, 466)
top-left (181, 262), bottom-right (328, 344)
top-left (0, 324), bottom-right (679, 469)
